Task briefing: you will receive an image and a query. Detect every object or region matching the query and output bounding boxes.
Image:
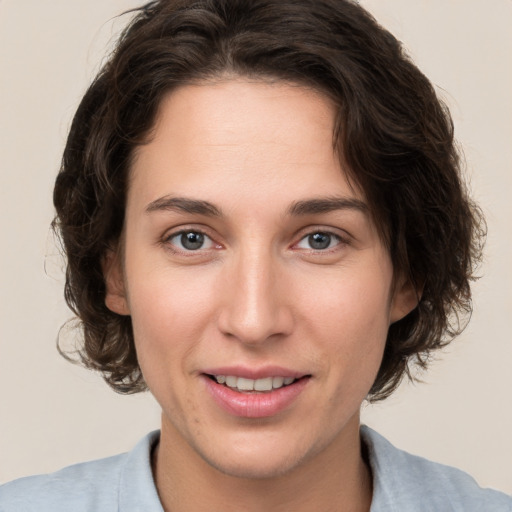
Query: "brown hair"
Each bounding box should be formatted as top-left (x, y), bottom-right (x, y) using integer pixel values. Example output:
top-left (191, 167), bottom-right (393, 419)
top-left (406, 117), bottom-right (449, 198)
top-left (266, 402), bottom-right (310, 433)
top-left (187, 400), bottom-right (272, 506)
top-left (53, 0), bottom-right (484, 400)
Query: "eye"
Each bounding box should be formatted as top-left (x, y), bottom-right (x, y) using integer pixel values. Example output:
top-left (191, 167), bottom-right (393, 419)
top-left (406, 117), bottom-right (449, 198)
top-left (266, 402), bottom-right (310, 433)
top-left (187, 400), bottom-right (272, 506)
top-left (295, 232), bottom-right (342, 251)
top-left (167, 230), bottom-right (216, 251)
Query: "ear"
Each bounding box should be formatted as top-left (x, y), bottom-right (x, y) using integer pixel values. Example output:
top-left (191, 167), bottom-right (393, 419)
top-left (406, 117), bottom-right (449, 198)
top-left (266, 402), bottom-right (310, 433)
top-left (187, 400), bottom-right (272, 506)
top-left (389, 277), bottom-right (421, 324)
top-left (102, 248), bottom-right (130, 316)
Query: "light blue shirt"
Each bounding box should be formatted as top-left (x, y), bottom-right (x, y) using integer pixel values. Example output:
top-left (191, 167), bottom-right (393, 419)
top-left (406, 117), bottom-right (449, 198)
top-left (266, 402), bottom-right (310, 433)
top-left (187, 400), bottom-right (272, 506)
top-left (1, 427), bottom-right (510, 511)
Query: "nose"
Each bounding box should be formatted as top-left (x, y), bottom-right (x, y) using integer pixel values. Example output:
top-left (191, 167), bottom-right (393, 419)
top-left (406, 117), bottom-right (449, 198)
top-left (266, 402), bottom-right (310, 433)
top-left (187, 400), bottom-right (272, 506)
top-left (217, 247), bottom-right (294, 345)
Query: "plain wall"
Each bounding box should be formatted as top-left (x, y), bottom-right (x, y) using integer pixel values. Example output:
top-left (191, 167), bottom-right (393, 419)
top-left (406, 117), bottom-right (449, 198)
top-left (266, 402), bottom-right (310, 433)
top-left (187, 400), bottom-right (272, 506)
top-left (1, 0), bottom-right (511, 493)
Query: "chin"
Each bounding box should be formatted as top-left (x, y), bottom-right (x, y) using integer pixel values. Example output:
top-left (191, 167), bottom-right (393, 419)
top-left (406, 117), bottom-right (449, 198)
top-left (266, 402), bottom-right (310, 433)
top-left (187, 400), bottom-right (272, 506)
top-left (193, 429), bottom-right (327, 481)
top-left (201, 450), bottom-right (307, 480)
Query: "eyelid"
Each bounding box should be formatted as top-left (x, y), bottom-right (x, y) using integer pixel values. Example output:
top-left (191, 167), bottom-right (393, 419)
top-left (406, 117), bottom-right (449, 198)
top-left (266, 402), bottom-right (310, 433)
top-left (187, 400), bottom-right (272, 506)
top-left (291, 226), bottom-right (352, 252)
top-left (160, 224), bottom-right (352, 255)
top-left (161, 225), bottom-right (223, 254)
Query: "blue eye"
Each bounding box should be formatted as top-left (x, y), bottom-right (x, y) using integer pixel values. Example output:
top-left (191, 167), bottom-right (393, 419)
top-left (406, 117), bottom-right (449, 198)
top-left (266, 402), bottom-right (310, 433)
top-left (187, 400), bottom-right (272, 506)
top-left (168, 231), bottom-right (215, 251)
top-left (296, 232), bottom-right (341, 250)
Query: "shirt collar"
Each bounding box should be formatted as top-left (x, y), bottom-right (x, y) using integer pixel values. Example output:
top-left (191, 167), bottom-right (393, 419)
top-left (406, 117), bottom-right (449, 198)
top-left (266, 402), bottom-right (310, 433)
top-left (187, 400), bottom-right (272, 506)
top-left (119, 430), bottom-right (163, 512)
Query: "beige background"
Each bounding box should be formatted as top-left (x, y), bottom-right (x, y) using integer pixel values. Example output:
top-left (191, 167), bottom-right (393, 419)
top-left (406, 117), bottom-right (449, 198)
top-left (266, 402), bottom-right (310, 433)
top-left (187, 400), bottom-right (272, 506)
top-left (1, 0), bottom-right (511, 494)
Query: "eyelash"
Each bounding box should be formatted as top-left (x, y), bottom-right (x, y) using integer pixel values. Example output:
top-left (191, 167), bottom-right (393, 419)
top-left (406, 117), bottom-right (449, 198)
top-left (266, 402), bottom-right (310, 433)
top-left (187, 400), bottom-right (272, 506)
top-left (162, 229), bottom-right (220, 255)
top-left (293, 231), bottom-right (348, 253)
top-left (161, 228), bottom-right (350, 255)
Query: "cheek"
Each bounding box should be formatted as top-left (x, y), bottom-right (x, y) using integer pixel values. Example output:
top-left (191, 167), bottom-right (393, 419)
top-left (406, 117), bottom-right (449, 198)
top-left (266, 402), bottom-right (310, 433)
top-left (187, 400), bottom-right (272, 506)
top-left (125, 266), bottom-right (218, 369)
top-left (305, 266), bottom-right (392, 338)
top-left (302, 263), bottom-right (392, 381)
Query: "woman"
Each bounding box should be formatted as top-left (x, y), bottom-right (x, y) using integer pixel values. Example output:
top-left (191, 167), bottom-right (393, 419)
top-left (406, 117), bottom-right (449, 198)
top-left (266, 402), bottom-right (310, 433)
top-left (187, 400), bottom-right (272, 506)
top-left (1, 1), bottom-right (510, 510)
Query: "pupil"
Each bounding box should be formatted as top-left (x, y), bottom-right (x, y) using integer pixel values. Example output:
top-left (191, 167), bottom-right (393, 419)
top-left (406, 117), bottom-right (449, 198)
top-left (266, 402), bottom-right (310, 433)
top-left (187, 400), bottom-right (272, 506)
top-left (309, 233), bottom-right (331, 250)
top-left (181, 232), bottom-right (204, 250)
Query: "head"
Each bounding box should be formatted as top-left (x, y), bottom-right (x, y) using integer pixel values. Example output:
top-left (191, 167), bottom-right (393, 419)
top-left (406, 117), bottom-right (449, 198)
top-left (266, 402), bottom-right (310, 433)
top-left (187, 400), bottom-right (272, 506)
top-left (54, 0), bottom-right (484, 403)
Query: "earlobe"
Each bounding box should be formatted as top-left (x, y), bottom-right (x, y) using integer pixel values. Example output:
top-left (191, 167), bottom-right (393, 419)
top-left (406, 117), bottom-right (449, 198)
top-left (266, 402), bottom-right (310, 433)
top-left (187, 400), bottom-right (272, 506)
top-left (102, 249), bottom-right (130, 316)
top-left (390, 278), bottom-right (421, 324)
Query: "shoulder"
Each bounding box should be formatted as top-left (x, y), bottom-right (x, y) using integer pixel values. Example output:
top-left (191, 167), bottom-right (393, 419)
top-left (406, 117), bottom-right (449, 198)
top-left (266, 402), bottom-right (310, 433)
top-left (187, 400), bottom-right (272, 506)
top-left (0, 454), bottom-right (124, 512)
top-left (361, 426), bottom-right (512, 512)
top-left (0, 431), bottom-right (162, 512)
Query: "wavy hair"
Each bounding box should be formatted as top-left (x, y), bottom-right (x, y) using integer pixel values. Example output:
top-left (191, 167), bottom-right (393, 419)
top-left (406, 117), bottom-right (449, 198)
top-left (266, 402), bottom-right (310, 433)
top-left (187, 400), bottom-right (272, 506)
top-left (53, 0), bottom-right (485, 400)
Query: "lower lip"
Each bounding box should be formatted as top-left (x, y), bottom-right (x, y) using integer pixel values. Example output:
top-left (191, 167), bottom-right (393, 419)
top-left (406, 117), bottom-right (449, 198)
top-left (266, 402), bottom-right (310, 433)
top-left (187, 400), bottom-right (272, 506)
top-left (203, 376), bottom-right (310, 418)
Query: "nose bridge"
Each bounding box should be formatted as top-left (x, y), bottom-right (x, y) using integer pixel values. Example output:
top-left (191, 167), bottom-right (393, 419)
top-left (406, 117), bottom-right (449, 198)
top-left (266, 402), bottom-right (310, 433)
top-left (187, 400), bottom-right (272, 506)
top-left (218, 242), bottom-right (291, 344)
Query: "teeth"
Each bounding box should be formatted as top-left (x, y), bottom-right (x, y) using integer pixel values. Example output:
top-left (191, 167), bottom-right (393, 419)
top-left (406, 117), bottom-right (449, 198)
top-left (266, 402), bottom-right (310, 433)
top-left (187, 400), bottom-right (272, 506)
top-left (254, 377), bottom-right (273, 391)
top-left (237, 377), bottom-right (254, 391)
top-left (214, 375), bottom-right (297, 392)
top-left (272, 376), bottom-right (284, 388)
top-left (225, 376), bottom-right (237, 387)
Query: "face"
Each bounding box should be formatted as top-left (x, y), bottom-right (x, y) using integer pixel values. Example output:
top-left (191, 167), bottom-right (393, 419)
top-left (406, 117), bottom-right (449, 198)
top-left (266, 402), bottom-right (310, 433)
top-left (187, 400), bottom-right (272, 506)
top-left (106, 79), bottom-right (414, 479)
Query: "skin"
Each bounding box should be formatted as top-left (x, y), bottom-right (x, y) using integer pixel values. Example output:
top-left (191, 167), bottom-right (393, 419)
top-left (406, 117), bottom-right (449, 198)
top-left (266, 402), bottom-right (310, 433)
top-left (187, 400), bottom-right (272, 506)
top-left (105, 79), bottom-right (417, 512)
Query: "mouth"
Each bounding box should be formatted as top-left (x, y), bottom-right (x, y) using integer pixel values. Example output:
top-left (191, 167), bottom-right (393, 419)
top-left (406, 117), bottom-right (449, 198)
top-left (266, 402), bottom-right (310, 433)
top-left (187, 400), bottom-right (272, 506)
top-left (203, 372), bottom-right (311, 417)
top-left (206, 374), bottom-right (304, 393)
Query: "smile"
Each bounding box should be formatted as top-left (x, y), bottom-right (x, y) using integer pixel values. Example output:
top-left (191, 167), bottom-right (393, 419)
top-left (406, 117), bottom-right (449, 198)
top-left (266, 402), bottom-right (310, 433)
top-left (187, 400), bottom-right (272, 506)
top-left (203, 373), bottom-right (311, 418)
top-left (211, 375), bottom-right (297, 393)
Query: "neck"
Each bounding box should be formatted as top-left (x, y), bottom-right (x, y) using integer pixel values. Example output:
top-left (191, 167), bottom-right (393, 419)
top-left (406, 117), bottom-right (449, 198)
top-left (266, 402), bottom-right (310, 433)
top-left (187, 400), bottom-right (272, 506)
top-left (152, 416), bottom-right (372, 512)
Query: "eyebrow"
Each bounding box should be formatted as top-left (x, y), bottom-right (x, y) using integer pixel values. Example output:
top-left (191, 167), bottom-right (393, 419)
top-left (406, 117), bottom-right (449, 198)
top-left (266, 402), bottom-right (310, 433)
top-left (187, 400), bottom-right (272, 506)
top-left (145, 195), bottom-right (367, 218)
top-left (145, 196), bottom-right (222, 217)
top-left (287, 197), bottom-right (368, 216)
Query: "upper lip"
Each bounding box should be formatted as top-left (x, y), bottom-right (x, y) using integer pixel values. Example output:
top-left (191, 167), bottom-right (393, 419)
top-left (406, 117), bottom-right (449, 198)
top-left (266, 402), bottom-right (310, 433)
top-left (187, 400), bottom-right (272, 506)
top-left (201, 366), bottom-right (309, 380)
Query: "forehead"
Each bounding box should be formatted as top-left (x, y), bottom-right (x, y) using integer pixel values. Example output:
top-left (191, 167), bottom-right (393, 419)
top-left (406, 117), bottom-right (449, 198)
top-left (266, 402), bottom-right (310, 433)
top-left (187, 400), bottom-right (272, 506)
top-left (128, 79), bottom-right (368, 219)
top-left (141, 78), bottom-right (337, 157)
